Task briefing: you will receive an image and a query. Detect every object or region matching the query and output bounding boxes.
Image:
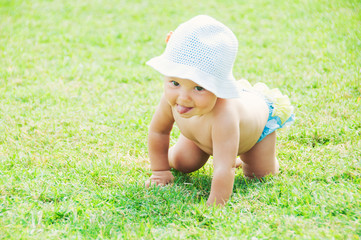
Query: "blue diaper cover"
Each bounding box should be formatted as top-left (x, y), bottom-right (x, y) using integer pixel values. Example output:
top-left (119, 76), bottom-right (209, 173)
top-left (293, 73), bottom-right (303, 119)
top-left (257, 99), bottom-right (295, 142)
top-left (236, 79), bottom-right (295, 143)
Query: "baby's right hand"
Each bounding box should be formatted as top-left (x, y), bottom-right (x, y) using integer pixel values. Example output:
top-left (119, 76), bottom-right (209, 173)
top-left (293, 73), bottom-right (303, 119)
top-left (145, 170), bottom-right (174, 188)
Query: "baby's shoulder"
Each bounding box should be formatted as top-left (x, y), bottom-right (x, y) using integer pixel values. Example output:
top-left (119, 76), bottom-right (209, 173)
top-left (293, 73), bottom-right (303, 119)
top-left (214, 94), bottom-right (269, 124)
top-left (211, 98), bottom-right (245, 126)
top-left (215, 93), bottom-right (264, 112)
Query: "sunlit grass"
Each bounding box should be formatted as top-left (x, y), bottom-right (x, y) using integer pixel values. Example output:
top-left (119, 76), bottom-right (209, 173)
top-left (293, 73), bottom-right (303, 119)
top-left (0, 0), bottom-right (360, 238)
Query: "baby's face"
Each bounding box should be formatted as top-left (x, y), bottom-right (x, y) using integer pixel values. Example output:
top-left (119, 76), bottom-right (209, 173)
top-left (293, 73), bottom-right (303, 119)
top-left (164, 76), bottom-right (217, 118)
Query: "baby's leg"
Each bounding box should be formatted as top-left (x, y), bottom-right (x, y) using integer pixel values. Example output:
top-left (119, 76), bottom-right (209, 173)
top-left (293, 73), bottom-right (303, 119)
top-left (240, 132), bottom-right (279, 178)
top-left (169, 134), bottom-right (210, 173)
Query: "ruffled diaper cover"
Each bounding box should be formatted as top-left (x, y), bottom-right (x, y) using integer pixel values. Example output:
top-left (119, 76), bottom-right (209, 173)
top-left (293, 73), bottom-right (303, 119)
top-left (237, 79), bottom-right (295, 142)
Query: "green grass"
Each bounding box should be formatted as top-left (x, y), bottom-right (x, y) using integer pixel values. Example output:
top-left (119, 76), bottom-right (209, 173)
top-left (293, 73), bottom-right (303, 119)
top-left (1, 0), bottom-right (360, 239)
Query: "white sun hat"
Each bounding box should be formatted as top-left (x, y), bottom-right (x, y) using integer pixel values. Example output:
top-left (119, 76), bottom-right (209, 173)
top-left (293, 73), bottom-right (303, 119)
top-left (146, 15), bottom-right (240, 99)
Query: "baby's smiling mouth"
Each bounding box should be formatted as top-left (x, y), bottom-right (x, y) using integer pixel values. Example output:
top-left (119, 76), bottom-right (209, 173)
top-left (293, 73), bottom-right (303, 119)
top-left (176, 104), bottom-right (193, 114)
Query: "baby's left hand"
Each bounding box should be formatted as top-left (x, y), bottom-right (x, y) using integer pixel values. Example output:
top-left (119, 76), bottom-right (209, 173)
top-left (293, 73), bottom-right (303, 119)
top-left (145, 170), bottom-right (174, 187)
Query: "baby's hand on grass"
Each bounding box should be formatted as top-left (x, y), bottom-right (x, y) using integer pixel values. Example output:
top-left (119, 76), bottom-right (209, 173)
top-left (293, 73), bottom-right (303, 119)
top-left (145, 170), bottom-right (174, 187)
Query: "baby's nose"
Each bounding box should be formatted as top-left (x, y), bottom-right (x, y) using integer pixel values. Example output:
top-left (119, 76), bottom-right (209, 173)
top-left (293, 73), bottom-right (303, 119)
top-left (178, 90), bottom-right (192, 102)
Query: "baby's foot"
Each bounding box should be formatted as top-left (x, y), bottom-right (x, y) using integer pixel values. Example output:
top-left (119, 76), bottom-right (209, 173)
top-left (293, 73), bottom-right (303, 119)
top-left (235, 158), bottom-right (242, 168)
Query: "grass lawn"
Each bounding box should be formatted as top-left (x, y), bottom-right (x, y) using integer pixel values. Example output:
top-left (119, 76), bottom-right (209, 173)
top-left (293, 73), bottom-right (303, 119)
top-left (1, 0), bottom-right (360, 239)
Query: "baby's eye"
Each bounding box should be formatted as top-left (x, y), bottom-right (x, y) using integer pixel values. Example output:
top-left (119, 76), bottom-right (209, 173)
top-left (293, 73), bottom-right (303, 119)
top-left (194, 86), bottom-right (204, 91)
top-left (171, 81), bottom-right (180, 86)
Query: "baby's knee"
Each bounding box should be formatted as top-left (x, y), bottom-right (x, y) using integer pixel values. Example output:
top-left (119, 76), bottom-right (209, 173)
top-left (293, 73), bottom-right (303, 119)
top-left (169, 157), bottom-right (192, 173)
top-left (169, 150), bottom-right (191, 173)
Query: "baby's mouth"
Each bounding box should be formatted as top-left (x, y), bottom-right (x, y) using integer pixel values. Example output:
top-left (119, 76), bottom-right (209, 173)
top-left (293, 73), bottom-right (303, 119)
top-left (176, 104), bottom-right (193, 114)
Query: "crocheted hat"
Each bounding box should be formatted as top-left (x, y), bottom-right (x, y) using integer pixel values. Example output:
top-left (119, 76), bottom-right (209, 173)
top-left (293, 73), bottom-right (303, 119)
top-left (147, 15), bottom-right (240, 98)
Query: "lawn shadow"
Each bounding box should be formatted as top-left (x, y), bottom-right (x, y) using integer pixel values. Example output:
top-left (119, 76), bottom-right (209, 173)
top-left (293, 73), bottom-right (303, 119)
top-left (172, 170), bottom-right (212, 201)
top-left (172, 169), bottom-right (272, 202)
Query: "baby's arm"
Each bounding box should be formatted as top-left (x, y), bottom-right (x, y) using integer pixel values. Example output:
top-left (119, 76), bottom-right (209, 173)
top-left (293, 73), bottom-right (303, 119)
top-left (207, 114), bottom-right (239, 206)
top-left (146, 95), bottom-right (175, 187)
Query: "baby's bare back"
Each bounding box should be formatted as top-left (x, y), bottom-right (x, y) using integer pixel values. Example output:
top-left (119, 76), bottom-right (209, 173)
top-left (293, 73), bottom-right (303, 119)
top-left (173, 91), bottom-right (269, 155)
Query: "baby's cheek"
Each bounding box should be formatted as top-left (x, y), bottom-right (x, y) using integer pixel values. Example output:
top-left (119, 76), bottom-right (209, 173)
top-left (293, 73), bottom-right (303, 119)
top-left (201, 97), bottom-right (217, 110)
top-left (164, 91), bottom-right (175, 104)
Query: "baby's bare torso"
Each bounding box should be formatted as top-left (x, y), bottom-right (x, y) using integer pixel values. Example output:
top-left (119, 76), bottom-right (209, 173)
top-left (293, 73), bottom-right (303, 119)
top-left (172, 91), bottom-right (269, 155)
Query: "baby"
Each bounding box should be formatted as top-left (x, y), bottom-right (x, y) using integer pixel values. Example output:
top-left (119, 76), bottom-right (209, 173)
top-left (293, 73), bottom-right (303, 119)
top-left (145, 15), bottom-right (294, 206)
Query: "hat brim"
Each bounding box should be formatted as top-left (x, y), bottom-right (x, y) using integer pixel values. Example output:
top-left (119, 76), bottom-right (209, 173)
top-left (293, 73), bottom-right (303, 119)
top-left (147, 55), bottom-right (240, 99)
